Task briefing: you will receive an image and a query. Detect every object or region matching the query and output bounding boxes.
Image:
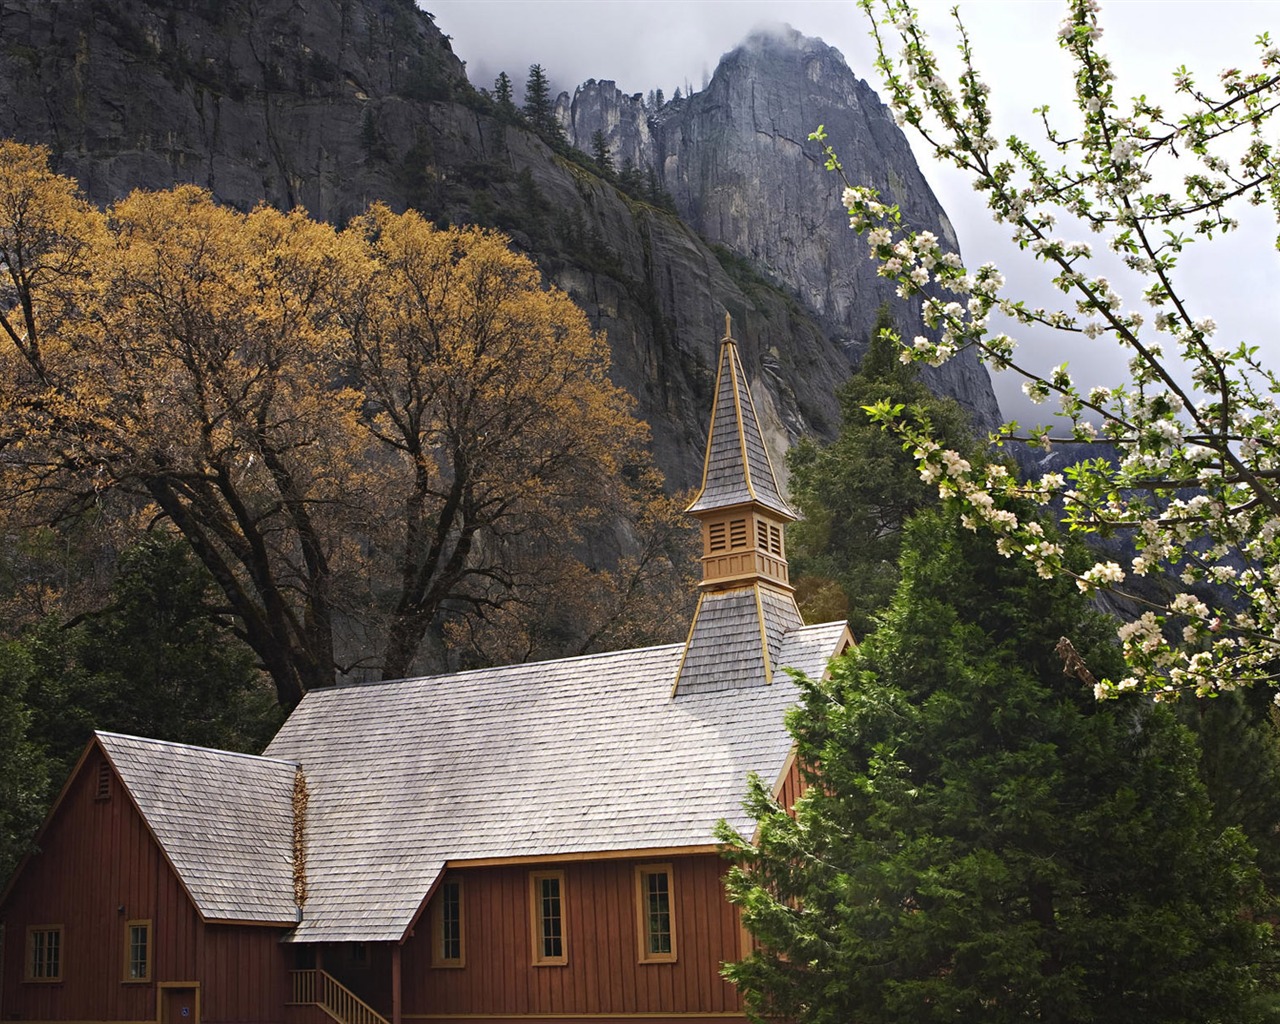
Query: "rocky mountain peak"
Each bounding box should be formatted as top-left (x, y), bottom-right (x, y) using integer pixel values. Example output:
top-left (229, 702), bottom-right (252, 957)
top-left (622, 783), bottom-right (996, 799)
top-left (1, 0), bottom-right (1002, 492)
top-left (726, 22), bottom-right (837, 62)
top-left (560, 24), bottom-right (1002, 433)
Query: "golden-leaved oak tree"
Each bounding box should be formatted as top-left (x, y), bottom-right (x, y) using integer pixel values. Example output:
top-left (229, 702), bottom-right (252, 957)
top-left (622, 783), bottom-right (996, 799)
top-left (0, 142), bottom-right (694, 708)
top-left (339, 204), bottom-right (683, 679)
top-left (93, 187), bottom-right (363, 706)
top-left (0, 140), bottom-right (118, 621)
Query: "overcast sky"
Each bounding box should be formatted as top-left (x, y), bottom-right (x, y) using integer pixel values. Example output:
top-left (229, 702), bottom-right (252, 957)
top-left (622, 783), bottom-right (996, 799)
top-left (424, 1), bottom-right (1280, 425)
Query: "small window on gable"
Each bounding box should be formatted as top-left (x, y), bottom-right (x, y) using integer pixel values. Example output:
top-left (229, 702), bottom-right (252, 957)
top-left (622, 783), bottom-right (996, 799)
top-left (27, 926), bottom-right (62, 982)
top-left (708, 521), bottom-right (727, 553)
top-left (95, 762), bottom-right (112, 801)
top-left (636, 864), bottom-right (676, 963)
top-left (124, 920), bottom-right (150, 982)
top-left (530, 870), bottom-right (567, 966)
top-left (729, 518), bottom-right (748, 549)
top-left (432, 878), bottom-right (464, 967)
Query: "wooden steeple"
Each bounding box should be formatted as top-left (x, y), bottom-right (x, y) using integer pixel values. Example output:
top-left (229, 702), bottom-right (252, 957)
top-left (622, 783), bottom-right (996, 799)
top-left (673, 316), bottom-right (805, 696)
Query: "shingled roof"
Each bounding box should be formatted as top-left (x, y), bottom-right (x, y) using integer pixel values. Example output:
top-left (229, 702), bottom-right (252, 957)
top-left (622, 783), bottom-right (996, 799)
top-left (686, 326), bottom-right (796, 520)
top-left (264, 620), bottom-right (848, 943)
top-left (97, 732), bottom-right (299, 925)
top-left (675, 586), bottom-right (807, 695)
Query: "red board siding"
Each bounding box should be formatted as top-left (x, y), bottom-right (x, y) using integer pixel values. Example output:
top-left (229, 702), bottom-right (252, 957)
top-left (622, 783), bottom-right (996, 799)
top-left (0, 745), bottom-right (291, 1023)
top-left (772, 750), bottom-right (807, 812)
top-left (402, 855), bottom-right (746, 1021)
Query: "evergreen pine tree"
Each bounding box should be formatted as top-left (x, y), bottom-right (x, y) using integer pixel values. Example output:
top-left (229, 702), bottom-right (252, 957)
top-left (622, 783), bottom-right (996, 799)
top-left (721, 509), bottom-right (1276, 1024)
top-left (617, 157), bottom-right (643, 196)
top-left (1185, 687), bottom-right (1280, 890)
top-left (3, 534), bottom-right (282, 883)
top-left (0, 640), bottom-right (48, 882)
top-left (522, 63), bottom-right (563, 145)
top-left (786, 306), bottom-right (973, 633)
top-left (644, 166), bottom-right (661, 202)
top-left (492, 71), bottom-right (516, 119)
top-left (73, 534), bottom-right (282, 750)
top-left (21, 534), bottom-right (281, 781)
top-left (590, 128), bottom-right (614, 178)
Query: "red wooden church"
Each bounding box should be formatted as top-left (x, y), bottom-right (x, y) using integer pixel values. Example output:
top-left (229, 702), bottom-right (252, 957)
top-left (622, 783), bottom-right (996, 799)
top-left (1, 323), bottom-right (850, 1024)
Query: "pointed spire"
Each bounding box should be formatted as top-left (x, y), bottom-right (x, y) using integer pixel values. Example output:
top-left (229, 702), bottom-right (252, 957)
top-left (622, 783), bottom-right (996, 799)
top-left (685, 316), bottom-right (795, 520)
top-left (673, 315), bottom-right (806, 697)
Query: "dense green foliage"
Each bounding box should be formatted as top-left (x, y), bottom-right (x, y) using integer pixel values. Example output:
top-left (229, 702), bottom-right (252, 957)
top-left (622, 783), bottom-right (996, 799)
top-left (0, 535), bottom-right (281, 883)
top-left (787, 308), bottom-right (973, 634)
top-left (0, 640), bottom-right (49, 886)
top-left (1185, 688), bottom-right (1280, 892)
top-left (721, 509), bottom-right (1277, 1023)
top-left (590, 128), bottom-right (613, 178)
top-left (492, 71), bottom-right (515, 112)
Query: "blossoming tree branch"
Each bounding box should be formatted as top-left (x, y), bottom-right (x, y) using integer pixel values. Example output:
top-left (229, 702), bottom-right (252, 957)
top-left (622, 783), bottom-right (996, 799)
top-left (814, 0), bottom-right (1280, 698)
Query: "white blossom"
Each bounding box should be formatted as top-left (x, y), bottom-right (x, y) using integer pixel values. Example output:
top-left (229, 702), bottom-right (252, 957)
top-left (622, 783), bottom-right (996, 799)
top-left (830, 1), bottom-right (1280, 700)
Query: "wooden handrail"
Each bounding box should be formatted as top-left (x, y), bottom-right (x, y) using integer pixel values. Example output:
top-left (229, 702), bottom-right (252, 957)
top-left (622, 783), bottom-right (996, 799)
top-left (289, 969), bottom-right (389, 1024)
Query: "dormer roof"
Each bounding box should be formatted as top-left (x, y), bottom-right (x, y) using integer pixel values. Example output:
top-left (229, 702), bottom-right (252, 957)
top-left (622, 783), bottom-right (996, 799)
top-left (87, 733), bottom-right (297, 925)
top-left (685, 320), bottom-right (796, 521)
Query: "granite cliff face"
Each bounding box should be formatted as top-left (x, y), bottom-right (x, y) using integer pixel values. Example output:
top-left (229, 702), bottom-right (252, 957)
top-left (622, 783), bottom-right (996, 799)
top-left (0, 1), bottom-right (999, 492)
top-left (0, 0), bottom-right (471, 219)
top-left (558, 26), bottom-right (1001, 431)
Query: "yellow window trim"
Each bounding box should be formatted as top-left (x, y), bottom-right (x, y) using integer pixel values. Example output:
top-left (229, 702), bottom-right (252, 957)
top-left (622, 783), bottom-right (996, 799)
top-left (123, 918), bottom-right (151, 983)
top-left (634, 863), bottom-right (677, 964)
top-left (432, 876), bottom-right (465, 968)
top-left (25, 924), bottom-right (63, 983)
top-left (529, 869), bottom-right (567, 967)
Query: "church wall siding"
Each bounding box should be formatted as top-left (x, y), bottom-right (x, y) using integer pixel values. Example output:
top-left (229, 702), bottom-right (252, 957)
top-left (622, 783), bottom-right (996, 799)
top-left (0, 746), bottom-right (291, 1023)
top-left (772, 749), bottom-right (807, 812)
top-left (402, 853), bottom-right (745, 1022)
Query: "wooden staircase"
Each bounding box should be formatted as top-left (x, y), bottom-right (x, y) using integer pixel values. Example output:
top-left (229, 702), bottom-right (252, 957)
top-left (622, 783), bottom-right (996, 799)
top-left (290, 969), bottom-right (389, 1024)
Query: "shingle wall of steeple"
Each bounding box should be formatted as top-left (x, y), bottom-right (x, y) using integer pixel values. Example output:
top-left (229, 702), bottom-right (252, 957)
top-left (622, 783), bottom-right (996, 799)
top-left (686, 334), bottom-right (795, 520)
top-left (671, 585), bottom-right (807, 697)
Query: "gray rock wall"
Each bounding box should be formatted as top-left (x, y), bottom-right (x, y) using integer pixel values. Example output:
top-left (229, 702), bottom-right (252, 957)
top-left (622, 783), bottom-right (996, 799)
top-left (0, 1), bottom-right (998, 494)
top-left (560, 26), bottom-right (1002, 433)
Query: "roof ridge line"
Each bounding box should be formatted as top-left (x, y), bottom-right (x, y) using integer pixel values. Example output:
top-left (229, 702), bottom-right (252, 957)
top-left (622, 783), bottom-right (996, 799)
top-left (782, 618), bottom-right (851, 634)
top-left (96, 731), bottom-right (301, 767)
top-left (336, 639), bottom-right (689, 692)
top-left (727, 342), bottom-right (760, 504)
